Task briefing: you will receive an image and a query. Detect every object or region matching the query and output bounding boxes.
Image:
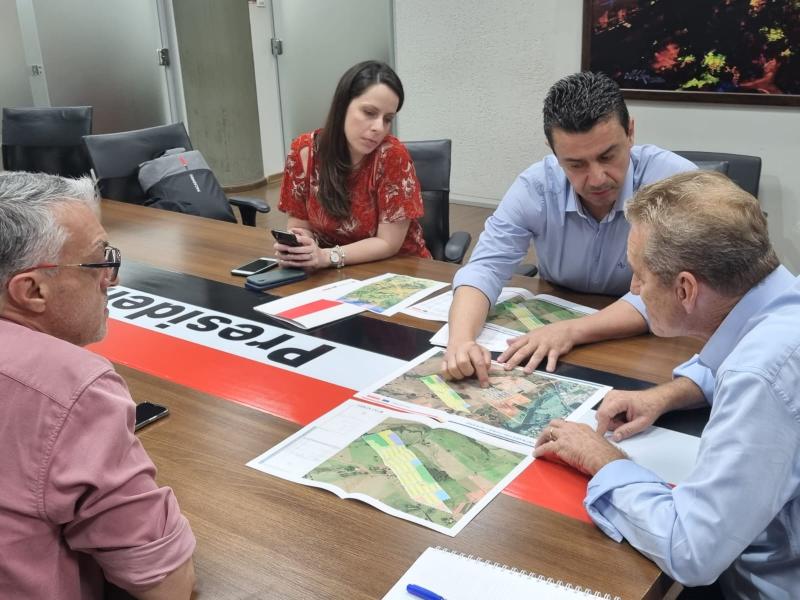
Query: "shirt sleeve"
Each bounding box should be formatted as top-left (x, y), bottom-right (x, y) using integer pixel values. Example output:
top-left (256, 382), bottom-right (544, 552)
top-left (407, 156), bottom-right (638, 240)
top-left (620, 291), bottom-right (647, 318)
top-left (585, 369), bottom-right (800, 587)
top-left (673, 354), bottom-right (715, 401)
top-left (376, 141), bottom-right (424, 223)
top-left (277, 134), bottom-right (311, 221)
top-left (637, 146), bottom-right (698, 185)
top-left (453, 166), bottom-right (544, 304)
top-left (44, 370), bottom-right (195, 591)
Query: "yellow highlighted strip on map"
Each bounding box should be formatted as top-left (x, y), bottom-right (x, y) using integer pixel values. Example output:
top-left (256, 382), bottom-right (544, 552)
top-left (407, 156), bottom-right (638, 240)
top-left (508, 304), bottom-right (545, 330)
top-left (419, 374), bottom-right (471, 412)
top-left (364, 430), bottom-right (452, 513)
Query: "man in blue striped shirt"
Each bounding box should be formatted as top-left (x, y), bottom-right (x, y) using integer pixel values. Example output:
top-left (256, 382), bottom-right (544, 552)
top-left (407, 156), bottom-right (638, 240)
top-left (444, 73), bottom-right (703, 412)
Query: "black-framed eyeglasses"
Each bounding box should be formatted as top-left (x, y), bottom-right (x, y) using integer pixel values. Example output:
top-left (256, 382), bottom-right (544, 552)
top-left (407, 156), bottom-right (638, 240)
top-left (19, 245), bottom-right (121, 282)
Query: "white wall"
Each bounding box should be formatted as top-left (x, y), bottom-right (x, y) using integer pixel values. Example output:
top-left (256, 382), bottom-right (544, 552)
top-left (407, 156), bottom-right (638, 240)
top-left (248, 0), bottom-right (395, 179)
top-left (631, 101), bottom-right (799, 274)
top-left (394, 0), bottom-right (800, 273)
top-left (394, 0), bottom-right (582, 203)
top-left (0, 0), bottom-right (34, 140)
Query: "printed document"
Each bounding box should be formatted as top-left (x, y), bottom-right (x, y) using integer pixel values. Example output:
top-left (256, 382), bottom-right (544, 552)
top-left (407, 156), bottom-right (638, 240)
top-left (337, 273), bottom-right (449, 316)
top-left (253, 279), bottom-right (365, 329)
top-left (430, 292), bottom-right (596, 351)
top-left (248, 400), bottom-right (533, 536)
top-left (358, 348), bottom-right (609, 447)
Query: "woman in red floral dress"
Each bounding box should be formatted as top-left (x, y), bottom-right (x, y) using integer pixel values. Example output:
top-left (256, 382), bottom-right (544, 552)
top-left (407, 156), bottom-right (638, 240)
top-left (274, 60), bottom-right (432, 270)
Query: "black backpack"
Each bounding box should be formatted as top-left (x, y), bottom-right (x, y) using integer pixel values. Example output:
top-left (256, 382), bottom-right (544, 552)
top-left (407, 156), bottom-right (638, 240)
top-left (138, 148), bottom-right (236, 222)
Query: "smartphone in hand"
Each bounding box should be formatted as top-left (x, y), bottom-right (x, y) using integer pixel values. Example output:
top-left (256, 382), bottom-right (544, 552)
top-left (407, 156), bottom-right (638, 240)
top-left (231, 257), bottom-right (279, 277)
top-left (271, 229), bottom-right (302, 247)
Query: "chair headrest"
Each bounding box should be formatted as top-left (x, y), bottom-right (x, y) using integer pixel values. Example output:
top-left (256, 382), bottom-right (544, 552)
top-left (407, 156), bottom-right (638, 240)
top-left (83, 123), bottom-right (192, 179)
top-left (2, 106), bottom-right (93, 146)
top-left (692, 160), bottom-right (729, 175)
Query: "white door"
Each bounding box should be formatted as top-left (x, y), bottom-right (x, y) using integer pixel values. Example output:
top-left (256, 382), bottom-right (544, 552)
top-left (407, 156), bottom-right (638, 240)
top-left (15, 0), bottom-right (175, 133)
top-left (271, 0), bottom-right (394, 155)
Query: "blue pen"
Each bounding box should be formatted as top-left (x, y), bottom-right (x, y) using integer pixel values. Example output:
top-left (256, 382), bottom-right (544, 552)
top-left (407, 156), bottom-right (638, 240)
top-left (406, 583), bottom-right (446, 600)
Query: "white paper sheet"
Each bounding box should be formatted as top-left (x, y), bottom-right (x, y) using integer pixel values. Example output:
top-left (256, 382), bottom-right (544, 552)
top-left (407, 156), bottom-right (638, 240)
top-left (574, 410), bottom-right (700, 484)
top-left (253, 279), bottom-right (365, 329)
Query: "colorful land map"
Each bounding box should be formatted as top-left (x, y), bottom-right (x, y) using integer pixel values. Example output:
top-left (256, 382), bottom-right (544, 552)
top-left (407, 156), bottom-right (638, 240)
top-left (372, 354), bottom-right (603, 441)
top-left (338, 275), bottom-right (440, 313)
top-left (304, 417), bottom-right (525, 529)
top-left (487, 296), bottom-right (588, 333)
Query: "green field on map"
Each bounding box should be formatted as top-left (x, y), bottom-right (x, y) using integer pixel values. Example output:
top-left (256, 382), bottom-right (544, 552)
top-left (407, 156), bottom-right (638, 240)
top-left (373, 354), bottom-right (602, 440)
top-left (339, 275), bottom-right (439, 312)
top-left (487, 296), bottom-right (587, 332)
top-left (304, 417), bottom-right (525, 529)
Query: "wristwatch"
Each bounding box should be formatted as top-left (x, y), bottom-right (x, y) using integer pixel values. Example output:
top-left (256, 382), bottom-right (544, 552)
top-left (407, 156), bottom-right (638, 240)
top-left (329, 245), bottom-right (345, 269)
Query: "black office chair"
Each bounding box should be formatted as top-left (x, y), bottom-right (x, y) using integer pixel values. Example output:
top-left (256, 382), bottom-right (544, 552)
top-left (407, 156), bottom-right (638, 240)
top-left (404, 139), bottom-right (471, 263)
top-left (83, 122), bottom-right (269, 226)
top-left (674, 150), bottom-right (762, 198)
top-left (2, 106), bottom-right (93, 178)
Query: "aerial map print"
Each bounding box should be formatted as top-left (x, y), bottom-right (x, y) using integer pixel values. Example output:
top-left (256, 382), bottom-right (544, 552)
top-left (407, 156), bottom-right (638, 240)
top-left (338, 274), bottom-right (442, 313)
top-left (304, 417), bottom-right (526, 530)
top-left (370, 352), bottom-right (605, 441)
top-left (247, 400), bottom-right (532, 535)
top-left (487, 295), bottom-right (589, 332)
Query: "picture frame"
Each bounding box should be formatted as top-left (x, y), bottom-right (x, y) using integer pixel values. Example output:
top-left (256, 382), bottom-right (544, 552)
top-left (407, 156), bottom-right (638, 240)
top-left (581, 0), bottom-right (800, 106)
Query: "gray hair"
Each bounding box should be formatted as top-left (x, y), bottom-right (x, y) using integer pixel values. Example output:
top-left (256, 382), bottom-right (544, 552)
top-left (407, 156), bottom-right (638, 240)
top-left (0, 171), bottom-right (98, 290)
top-left (542, 72), bottom-right (630, 148)
top-left (625, 170), bottom-right (778, 296)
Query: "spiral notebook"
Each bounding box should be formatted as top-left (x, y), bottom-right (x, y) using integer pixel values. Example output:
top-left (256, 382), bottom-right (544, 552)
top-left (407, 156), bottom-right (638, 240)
top-left (382, 546), bottom-right (621, 600)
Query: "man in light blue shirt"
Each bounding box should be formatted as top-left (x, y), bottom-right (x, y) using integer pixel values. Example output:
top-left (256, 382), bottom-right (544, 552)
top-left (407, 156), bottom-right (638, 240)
top-left (537, 171), bottom-right (800, 598)
top-left (443, 73), bottom-right (700, 411)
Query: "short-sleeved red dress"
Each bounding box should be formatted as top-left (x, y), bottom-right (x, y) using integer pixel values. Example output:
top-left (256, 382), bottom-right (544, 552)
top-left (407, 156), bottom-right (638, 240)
top-left (278, 130), bottom-right (432, 259)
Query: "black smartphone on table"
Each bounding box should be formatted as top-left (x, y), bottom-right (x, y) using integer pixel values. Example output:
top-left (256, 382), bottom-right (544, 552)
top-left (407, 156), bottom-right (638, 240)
top-left (135, 401), bottom-right (170, 431)
top-left (271, 229), bottom-right (302, 247)
top-left (231, 257), bottom-right (279, 277)
top-left (245, 268), bottom-right (307, 291)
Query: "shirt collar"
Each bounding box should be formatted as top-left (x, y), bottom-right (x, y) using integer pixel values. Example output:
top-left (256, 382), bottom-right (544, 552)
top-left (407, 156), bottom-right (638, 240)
top-left (565, 156), bottom-right (634, 224)
top-left (699, 265), bottom-right (796, 373)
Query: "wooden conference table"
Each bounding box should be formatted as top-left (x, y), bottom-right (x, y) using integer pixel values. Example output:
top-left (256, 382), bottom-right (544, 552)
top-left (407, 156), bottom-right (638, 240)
top-left (101, 200), bottom-right (702, 600)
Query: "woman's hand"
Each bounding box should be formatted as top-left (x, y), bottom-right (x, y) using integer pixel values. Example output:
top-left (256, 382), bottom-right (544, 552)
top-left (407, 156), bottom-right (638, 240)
top-left (273, 228), bottom-right (328, 271)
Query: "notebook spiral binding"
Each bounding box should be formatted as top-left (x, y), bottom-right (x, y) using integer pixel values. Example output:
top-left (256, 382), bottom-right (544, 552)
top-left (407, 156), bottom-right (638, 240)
top-left (434, 546), bottom-right (622, 600)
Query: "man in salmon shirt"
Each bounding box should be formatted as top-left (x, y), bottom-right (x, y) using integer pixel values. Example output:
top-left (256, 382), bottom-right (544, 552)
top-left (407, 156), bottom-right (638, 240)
top-left (0, 171), bottom-right (196, 599)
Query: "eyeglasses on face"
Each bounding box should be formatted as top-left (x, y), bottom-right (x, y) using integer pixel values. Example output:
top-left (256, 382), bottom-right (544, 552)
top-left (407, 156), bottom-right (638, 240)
top-left (17, 245), bottom-right (121, 282)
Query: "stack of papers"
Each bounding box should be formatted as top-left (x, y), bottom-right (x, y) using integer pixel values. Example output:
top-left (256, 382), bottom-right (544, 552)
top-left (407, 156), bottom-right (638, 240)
top-left (248, 282), bottom-right (700, 536)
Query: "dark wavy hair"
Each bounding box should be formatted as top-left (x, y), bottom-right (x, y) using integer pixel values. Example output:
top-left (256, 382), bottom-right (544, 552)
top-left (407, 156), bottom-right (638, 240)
top-left (316, 60), bottom-right (404, 219)
top-left (542, 72), bottom-right (630, 149)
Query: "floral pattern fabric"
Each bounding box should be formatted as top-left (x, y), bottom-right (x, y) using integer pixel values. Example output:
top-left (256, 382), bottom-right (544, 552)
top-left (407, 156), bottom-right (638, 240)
top-left (278, 130), bottom-right (432, 259)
